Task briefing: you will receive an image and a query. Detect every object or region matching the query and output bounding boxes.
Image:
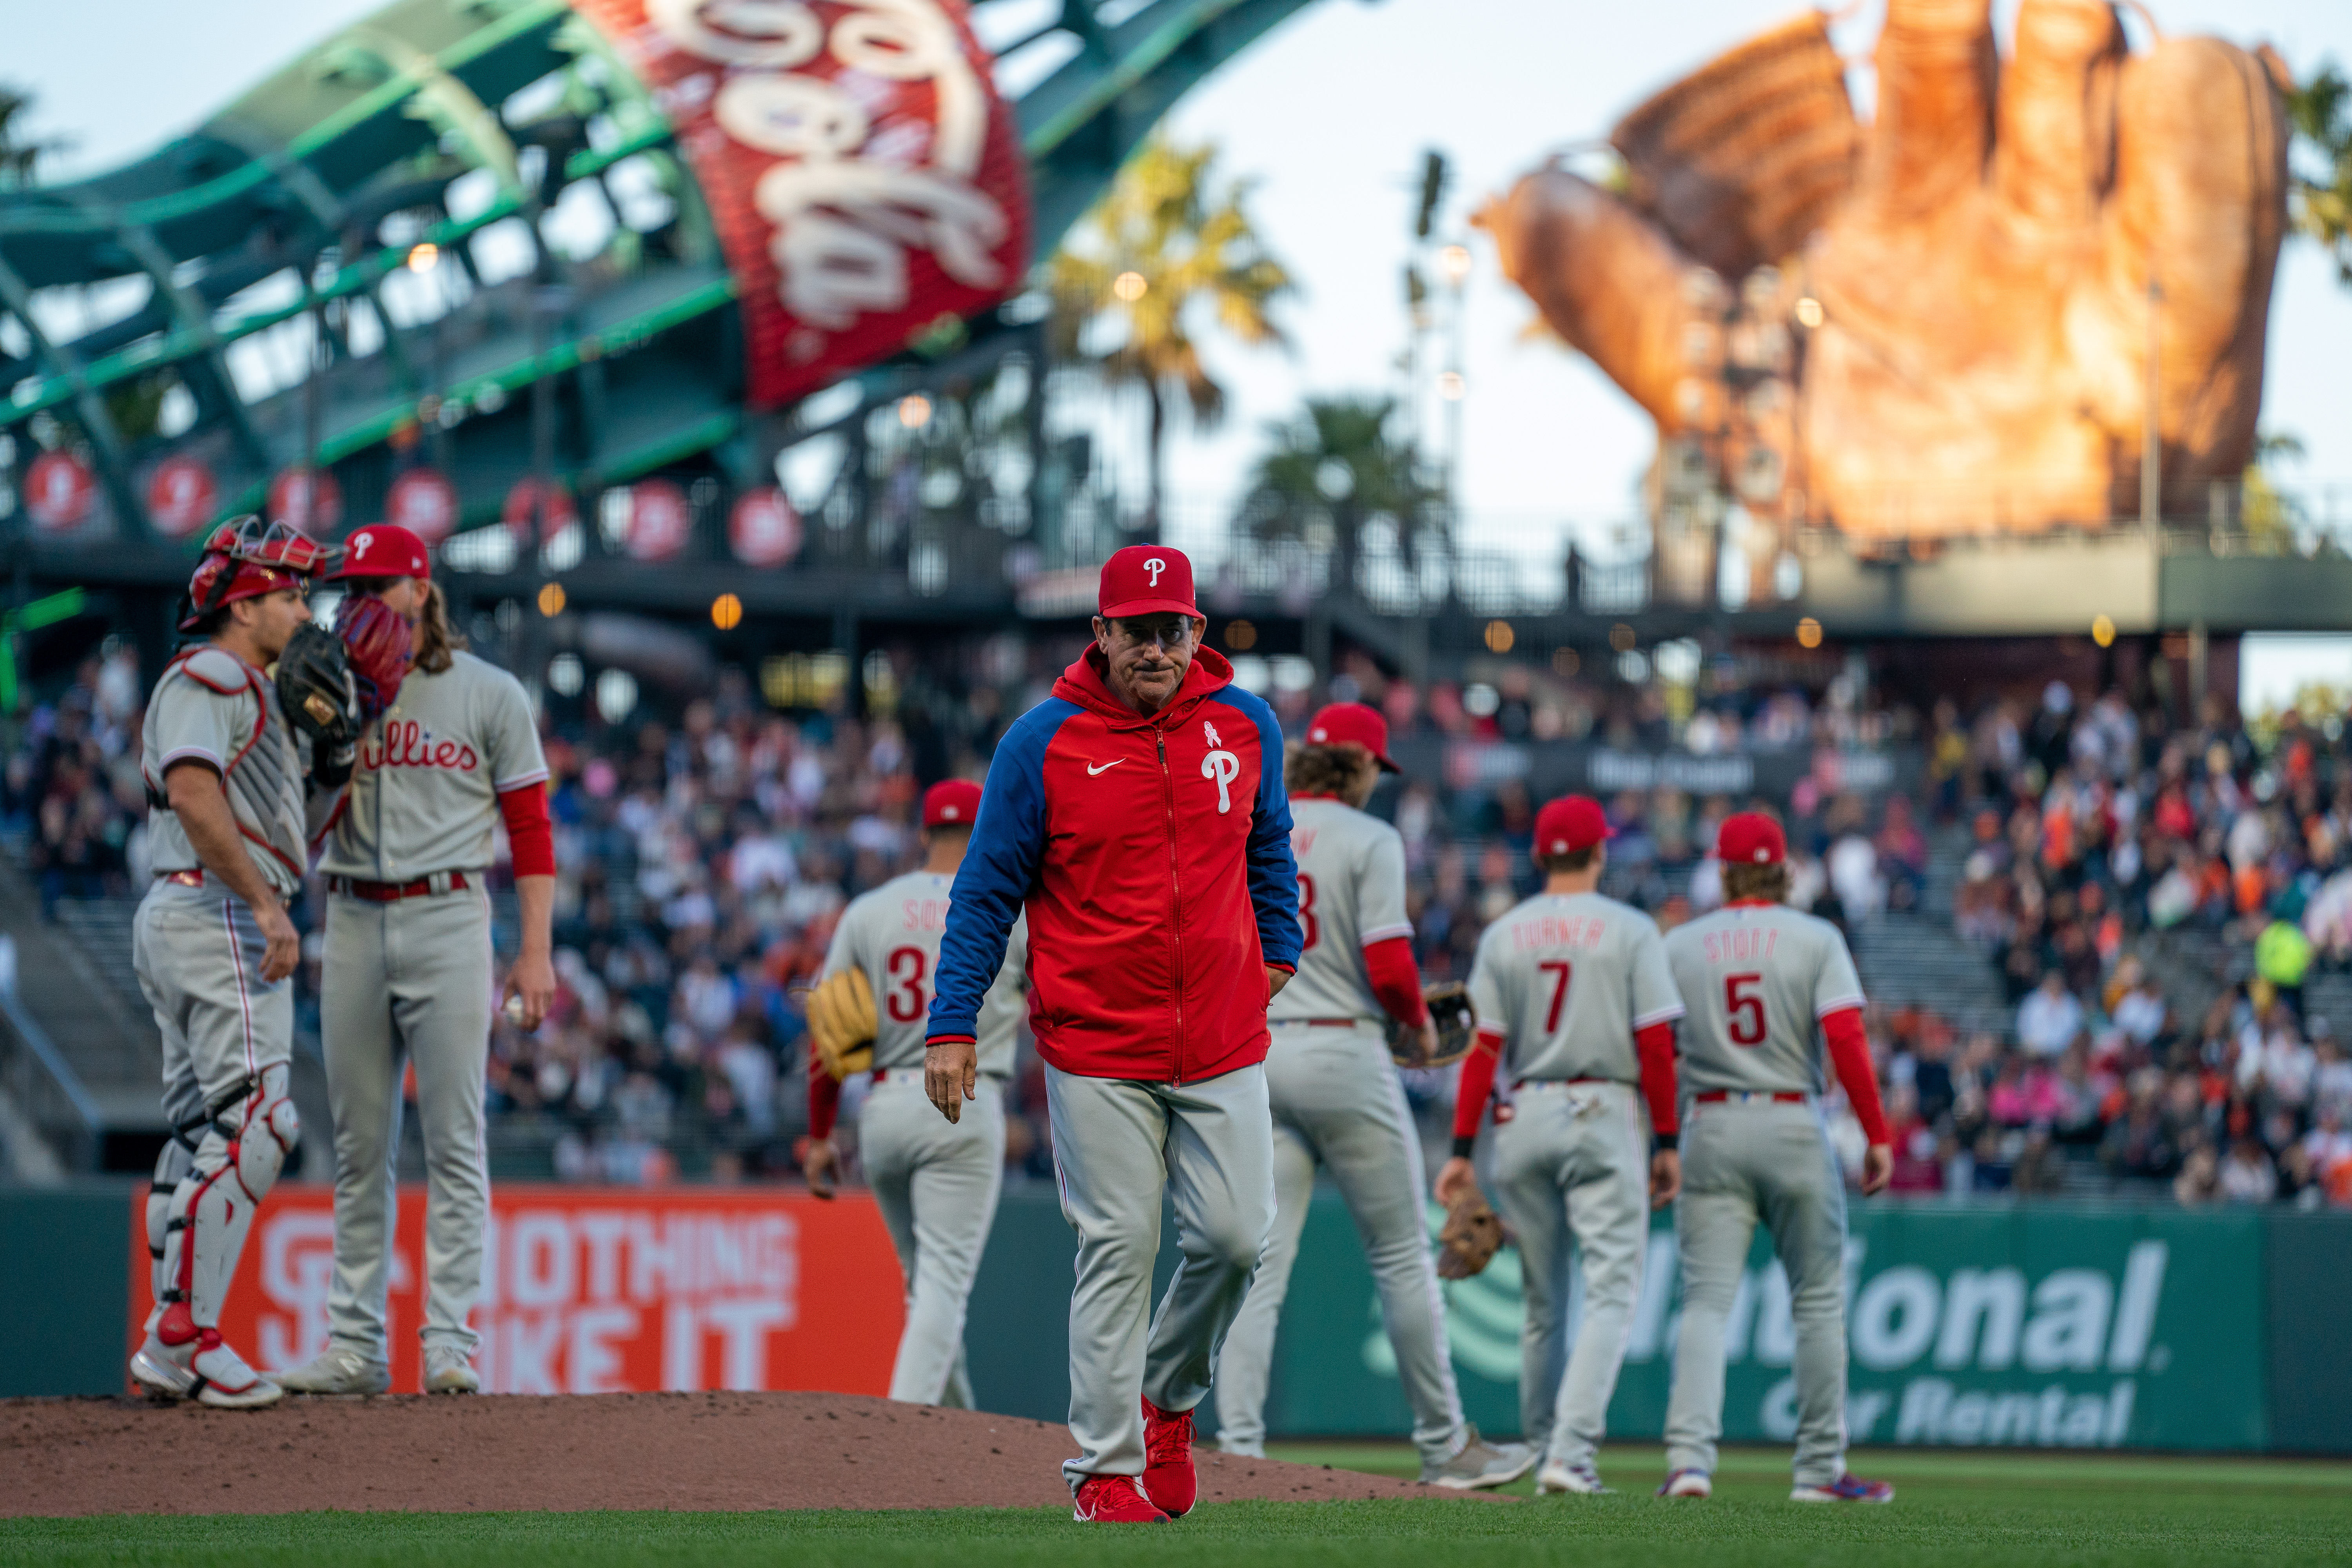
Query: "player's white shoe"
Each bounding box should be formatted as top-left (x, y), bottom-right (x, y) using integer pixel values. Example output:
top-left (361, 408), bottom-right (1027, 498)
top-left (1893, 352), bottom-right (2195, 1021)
top-left (276, 1345), bottom-right (391, 1396)
top-left (423, 1347), bottom-right (481, 1394)
top-left (1657, 1468), bottom-right (1713, 1499)
top-left (1791, 1472), bottom-right (1895, 1503)
top-left (1535, 1458), bottom-right (1610, 1494)
top-left (134, 1327), bottom-right (282, 1408)
top-left (1421, 1427), bottom-right (1538, 1490)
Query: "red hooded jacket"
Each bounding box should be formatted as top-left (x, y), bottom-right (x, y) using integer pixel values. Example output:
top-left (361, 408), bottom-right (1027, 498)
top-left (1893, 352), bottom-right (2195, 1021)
top-left (927, 645), bottom-right (1301, 1082)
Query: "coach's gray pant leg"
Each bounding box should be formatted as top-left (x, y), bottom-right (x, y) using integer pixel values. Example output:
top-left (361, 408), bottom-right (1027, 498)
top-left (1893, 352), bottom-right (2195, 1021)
top-left (133, 891), bottom-right (211, 1315)
top-left (1047, 1067), bottom-right (1169, 1485)
top-left (1212, 1114), bottom-right (1315, 1457)
top-left (1664, 1116), bottom-right (1759, 1479)
top-left (1759, 1108), bottom-right (1852, 1488)
top-left (864, 1079), bottom-right (1005, 1407)
top-left (1548, 1089), bottom-right (1649, 1470)
top-left (1493, 1099), bottom-right (1573, 1455)
top-left (1141, 1065), bottom-right (1275, 1419)
top-left (391, 889), bottom-right (494, 1355)
top-left (1321, 1054), bottom-right (1464, 1467)
top-left (321, 895), bottom-right (402, 1357)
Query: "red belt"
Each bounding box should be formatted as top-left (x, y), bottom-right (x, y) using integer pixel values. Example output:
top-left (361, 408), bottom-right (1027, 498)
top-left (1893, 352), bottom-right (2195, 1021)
top-left (329, 872), bottom-right (469, 902)
top-left (160, 870), bottom-right (205, 888)
top-left (1695, 1089), bottom-right (1807, 1103)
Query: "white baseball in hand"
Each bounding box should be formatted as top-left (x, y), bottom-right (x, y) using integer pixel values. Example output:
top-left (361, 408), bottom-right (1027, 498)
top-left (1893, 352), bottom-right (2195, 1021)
top-left (503, 994), bottom-right (528, 1026)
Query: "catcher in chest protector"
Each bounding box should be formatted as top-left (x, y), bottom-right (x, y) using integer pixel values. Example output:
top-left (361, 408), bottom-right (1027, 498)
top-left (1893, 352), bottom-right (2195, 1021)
top-left (1438, 795), bottom-right (1686, 1496)
top-left (804, 779), bottom-right (1029, 1407)
top-left (1212, 704), bottom-right (1535, 1490)
top-left (277, 524), bottom-right (556, 1399)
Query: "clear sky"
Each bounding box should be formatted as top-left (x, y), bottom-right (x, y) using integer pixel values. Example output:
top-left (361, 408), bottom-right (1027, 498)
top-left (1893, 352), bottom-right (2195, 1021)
top-left (10, 0), bottom-right (2352, 703)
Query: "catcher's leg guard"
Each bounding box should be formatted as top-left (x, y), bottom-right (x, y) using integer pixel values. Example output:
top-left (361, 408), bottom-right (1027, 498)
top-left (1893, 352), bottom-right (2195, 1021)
top-left (158, 1064), bottom-right (299, 1340)
top-left (145, 1132), bottom-right (198, 1320)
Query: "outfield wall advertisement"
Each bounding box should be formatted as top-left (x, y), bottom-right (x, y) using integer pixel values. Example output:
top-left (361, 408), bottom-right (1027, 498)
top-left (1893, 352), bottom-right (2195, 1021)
top-left (122, 1187), bottom-right (905, 1397)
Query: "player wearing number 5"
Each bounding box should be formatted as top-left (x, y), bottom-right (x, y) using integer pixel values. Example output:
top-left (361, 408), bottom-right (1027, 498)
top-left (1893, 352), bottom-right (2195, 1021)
top-left (1437, 795), bottom-right (1683, 1495)
top-left (1659, 813), bottom-right (1894, 1504)
top-left (802, 779), bottom-right (1028, 1406)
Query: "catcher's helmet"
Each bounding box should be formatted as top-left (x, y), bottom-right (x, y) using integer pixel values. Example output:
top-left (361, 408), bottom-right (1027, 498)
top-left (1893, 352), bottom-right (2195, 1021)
top-left (180, 517), bottom-right (338, 631)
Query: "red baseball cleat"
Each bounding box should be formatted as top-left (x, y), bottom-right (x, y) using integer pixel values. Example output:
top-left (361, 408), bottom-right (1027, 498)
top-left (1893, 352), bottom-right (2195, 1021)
top-left (1141, 1396), bottom-right (1198, 1517)
top-left (1072, 1474), bottom-right (1170, 1523)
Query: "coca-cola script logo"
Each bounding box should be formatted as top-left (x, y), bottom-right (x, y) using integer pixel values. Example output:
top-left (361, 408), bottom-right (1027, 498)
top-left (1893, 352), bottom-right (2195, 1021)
top-left (572, 0), bottom-right (1029, 409)
top-left (363, 719), bottom-right (479, 774)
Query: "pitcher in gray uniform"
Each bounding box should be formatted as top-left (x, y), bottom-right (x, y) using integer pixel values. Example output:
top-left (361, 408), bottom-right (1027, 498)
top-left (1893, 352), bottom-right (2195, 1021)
top-left (804, 779), bottom-right (1027, 1406)
top-left (1214, 704), bottom-right (1532, 1489)
top-left (129, 519), bottom-right (341, 1408)
top-left (1439, 794), bottom-right (1685, 1494)
top-left (279, 525), bottom-right (555, 1398)
top-left (1658, 812), bottom-right (1895, 1504)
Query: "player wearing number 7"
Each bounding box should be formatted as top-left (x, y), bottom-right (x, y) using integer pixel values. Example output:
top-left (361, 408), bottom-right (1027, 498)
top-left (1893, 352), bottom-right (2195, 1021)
top-left (1659, 812), bottom-right (1894, 1504)
top-left (803, 779), bottom-right (1029, 1406)
top-left (1438, 795), bottom-right (1683, 1495)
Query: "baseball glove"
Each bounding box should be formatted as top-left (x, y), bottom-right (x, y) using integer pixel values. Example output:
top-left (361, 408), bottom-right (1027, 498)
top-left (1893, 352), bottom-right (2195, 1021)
top-left (335, 593), bottom-right (413, 725)
top-left (805, 967), bottom-right (878, 1081)
top-left (274, 623), bottom-right (358, 750)
top-left (1388, 982), bottom-right (1477, 1070)
top-left (1435, 1189), bottom-right (1505, 1280)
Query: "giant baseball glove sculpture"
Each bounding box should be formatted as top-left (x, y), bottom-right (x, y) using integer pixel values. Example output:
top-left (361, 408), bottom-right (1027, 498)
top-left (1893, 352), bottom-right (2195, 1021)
top-left (1480, 0), bottom-right (2288, 544)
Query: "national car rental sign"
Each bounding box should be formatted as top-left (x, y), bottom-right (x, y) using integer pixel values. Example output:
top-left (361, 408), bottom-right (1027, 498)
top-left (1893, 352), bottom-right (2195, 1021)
top-left (573, 0), bottom-right (1031, 410)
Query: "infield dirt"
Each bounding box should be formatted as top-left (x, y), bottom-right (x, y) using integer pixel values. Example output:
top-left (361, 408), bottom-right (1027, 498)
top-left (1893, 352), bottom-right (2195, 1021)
top-left (2, 1391), bottom-right (1496, 1516)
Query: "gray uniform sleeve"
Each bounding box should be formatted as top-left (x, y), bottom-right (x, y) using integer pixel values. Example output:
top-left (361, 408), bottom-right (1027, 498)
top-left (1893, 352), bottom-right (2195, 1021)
top-left (149, 680), bottom-right (246, 777)
top-left (1466, 924), bottom-right (1507, 1036)
top-left (481, 673), bottom-right (549, 792)
top-left (819, 902), bottom-right (861, 982)
top-left (1630, 920), bottom-right (1686, 1029)
top-left (1813, 927), bottom-right (1865, 1018)
top-left (1358, 828), bottom-right (1414, 947)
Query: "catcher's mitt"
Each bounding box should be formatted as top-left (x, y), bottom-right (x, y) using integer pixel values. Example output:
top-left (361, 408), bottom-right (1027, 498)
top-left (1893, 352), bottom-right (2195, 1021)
top-left (1389, 982), bottom-right (1476, 1069)
top-left (806, 967), bottom-right (878, 1081)
top-left (335, 593), bottom-right (413, 725)
top-left (1436, 1189), bottom-right (1505, 1280)
top-left (274, 623), bottom-right (358, 750)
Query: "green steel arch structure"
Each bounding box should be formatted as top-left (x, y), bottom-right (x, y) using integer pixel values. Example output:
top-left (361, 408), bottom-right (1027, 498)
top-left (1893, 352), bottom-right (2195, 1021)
top-left (0, 0), bottom-right (1318, 559)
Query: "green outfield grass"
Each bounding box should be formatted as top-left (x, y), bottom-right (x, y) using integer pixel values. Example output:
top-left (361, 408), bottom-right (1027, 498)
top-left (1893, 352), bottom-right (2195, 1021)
top-left (5, 1447), bottom-right (2348, 1568)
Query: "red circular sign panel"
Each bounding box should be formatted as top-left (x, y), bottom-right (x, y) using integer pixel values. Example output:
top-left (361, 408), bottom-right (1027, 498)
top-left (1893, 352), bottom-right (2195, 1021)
top-left (146, 456), bottom-right (217, 538)
top-left (25, 451), bottom-right (95, 532)
top-left (626, 480), bottom-right (693, 562)
top-left (387, 467), bottom-right (459, 544)
top-left (269, 466), bottom-right (343, 534)
top-left (729, 487), bottom-right (802, 567)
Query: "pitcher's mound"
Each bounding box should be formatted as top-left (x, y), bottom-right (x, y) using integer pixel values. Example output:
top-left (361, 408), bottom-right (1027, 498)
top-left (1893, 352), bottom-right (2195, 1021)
top-left (3, 1392), bottom-right (1495, 1516)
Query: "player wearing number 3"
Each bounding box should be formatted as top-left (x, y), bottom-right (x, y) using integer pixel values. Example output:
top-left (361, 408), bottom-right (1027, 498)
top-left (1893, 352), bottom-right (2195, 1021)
top-left (1439, 795), bottom-right (1683, 1495)
top-left (803, 779), bottom-right (1029, 1406)
top-left (1658, 812), bottom-right (1894, 1503)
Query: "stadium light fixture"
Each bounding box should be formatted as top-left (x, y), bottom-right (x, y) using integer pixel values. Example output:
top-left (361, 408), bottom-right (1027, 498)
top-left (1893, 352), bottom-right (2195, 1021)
top-left (407, 242), bottom-right (439, 273)
top-left (898, 394), bottom-right (932, 429)
top-left (537, 583), bottom-right (566, 617)
top-left (1796, 616), bottom-right (1823, 649)
top-left (1551, 647), bottom-right (1580, 678)
top-left (1437, 371), bottom-right (1466, 401)
top-left (1484, 619), bottom-right (1514, 654)
top-left (1609, 622), bottom-right (1637, 653)
top-left (711, 593), bottom-right (744, 631)
top-left (1224, 618), bottom-right (1258, 651)
top-left (2092, 614), bottom-right (2116, 648)
top-left (1440, 244), bottom-right (1472, 285)
top-left (1113, 270), bottom-right (1148, 303)
top-left (1795, 296), bottom-right (1824, 329)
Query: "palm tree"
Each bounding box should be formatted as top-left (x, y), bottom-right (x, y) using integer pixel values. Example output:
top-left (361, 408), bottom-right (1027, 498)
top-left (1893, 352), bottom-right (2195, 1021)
top-left (2288, 63), bottom-right (2351, 283)
top-left (0, 85), bottom-right (67, 189)
top-left (1049, 138), bottom-right (1293, 531)
top-left (1239, 394), bottom-right (1444, 583)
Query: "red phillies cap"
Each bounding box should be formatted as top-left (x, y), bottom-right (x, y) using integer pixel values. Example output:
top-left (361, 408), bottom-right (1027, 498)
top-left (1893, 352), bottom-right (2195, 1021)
top-left (1098, 544), bottom-right (1199, 619)
top-left (923, 779), bottom-right (982, 829)
top-left (1305, 702), bottom-right (1400, 773)
top-left (1534, 795), bottom-right (1613, 857)
top-left (1717, 811), bottom-right (1787, 865)
top-left (330, 523), bottom-right (431, 581)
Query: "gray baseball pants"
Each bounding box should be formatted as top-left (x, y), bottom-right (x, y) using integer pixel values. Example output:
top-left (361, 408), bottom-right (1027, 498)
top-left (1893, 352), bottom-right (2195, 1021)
top-left (860, 1070), bottom-right (1007, 1406)
top-left (134, 877), bottom-right (294, 1138)
top-left (1492, 1078), bottom-right (1649, 1470)
top-left (318, 884), bottom-right (494, 1358)
top-left (1664, 1096), bottom-right (1850, 1486)
top-left (1045, 1060), bottom-right (1274, 1492)
top-left (1215, 1023), bottom-right (1463, 1467)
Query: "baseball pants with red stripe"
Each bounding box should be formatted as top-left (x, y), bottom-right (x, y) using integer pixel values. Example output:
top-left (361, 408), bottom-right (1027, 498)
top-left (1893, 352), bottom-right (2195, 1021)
top-left (132, 876), bottom-right (294, 1325)
top-left (317, 884), bottom-right (496, 1361)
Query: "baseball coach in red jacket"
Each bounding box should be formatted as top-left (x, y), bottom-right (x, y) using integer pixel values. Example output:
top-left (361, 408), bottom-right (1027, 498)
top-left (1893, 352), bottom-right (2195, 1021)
top-left (927, 544), bottom-right (1301, 1523)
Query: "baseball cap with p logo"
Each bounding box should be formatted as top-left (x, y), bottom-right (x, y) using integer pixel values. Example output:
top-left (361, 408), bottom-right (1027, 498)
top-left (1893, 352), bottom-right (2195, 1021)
top-left (328, 523), bottom-right (431, 581)
top-left (1098, 544), bottom-right (1199, 619)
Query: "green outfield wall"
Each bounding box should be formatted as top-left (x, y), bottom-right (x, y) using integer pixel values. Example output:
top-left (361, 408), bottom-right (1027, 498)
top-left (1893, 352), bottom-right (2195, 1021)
top-left (5, 1181), bottom-right (2343, 1454)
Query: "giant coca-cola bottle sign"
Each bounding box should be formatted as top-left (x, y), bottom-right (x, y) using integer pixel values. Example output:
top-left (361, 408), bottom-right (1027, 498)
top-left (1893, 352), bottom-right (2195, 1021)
top-left (574, 0), bottom-right (1031, 409)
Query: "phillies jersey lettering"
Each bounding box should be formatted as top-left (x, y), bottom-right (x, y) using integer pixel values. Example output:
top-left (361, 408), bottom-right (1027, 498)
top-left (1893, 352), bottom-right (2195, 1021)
top-left (141, 646), bottom-right (309, 896)
top-left (1269, 797), bottom-right (1414, 1024)
top-left (321, 650), bottom-right (546, 880)
top-left (1466, 891), bottom-right (1682, 1084)
top-left (825, 871), bottom-right (1027, 1076)
top-left (1664, 903), bottom-right (1865, 1096)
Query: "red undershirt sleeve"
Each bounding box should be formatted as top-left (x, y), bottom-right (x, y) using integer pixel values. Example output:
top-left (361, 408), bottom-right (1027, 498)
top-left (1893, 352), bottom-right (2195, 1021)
top-left (496, 782), bottom-right (555, 878)
top-left (1822, 1005), bottom-right (1893, 1145)
top-left (1363, 936), bottom-right (1428, 1027)
top-left (1635, 1020), bottom-right (1679, 1142)
top-left (808, 1053), bottom-right (841, 1142)
top-left (1451, 1027), bottom-right (1505, 1155)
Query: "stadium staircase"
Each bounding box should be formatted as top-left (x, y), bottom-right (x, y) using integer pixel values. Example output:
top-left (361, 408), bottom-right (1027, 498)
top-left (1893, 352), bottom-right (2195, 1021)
top-left (1847, 830), bottom-right (2013, 1037)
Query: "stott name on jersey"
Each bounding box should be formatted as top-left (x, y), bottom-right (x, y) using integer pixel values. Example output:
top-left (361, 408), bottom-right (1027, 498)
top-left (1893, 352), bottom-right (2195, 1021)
top-left (1697, 925), bottom-right (1780, 965)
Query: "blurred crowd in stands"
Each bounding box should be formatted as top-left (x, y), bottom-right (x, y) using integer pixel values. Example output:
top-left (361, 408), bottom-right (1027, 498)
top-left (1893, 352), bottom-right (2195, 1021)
top-left (6, 634), bottom-right (2352, 1208)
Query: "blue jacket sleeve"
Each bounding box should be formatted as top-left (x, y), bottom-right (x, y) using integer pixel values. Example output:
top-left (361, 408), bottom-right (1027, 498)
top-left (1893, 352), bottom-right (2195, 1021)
top-left (1225, 691), bottom-right (1301, 970)
top-left (929, 705), bottom-right (1063, 1041)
